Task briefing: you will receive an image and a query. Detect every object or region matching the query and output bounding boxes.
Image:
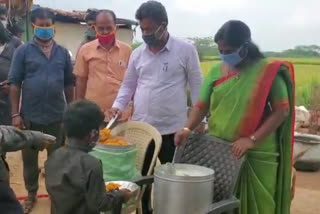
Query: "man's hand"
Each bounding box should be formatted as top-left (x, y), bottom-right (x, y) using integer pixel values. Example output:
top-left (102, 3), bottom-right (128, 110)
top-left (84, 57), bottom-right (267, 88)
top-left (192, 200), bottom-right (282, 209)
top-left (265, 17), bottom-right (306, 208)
top-left (193, 122), bottom-right (206, 134)
top-left (0, 80), bottom-right (9, 96)
top-left (12, 115), bottom-right (25, 129)
top-left (232, 137), bottom-right (255, 159)
top-left (106, 108), bottom-right (122, 121)
top-left (29, 131), bottom-right (56, 150)
top-left (104, 110), bottom-right (111, 122)
top-left (174, 128), bottom-right (191, 146)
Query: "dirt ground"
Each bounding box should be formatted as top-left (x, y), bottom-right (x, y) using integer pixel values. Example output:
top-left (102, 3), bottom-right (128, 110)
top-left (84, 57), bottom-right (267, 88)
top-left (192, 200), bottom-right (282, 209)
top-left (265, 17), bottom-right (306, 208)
top-left (7, 151), bottom-right (320, 214)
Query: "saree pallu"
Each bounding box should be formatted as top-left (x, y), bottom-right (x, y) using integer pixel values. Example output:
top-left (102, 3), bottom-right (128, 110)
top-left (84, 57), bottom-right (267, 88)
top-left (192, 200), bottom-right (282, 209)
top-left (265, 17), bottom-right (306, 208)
top-left (198, 60), bottom-right (295, 214)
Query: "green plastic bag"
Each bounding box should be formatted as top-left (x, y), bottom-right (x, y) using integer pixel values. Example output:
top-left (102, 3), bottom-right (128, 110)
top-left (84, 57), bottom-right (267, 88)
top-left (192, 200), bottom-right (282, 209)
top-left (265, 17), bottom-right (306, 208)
top-left (90, 147), bottom-right (140, 182)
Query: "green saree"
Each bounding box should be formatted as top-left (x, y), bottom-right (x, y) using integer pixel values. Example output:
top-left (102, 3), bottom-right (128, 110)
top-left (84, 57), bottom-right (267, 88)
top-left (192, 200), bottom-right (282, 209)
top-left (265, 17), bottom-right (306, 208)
top-left (197, 60), bottom-right (295, 214)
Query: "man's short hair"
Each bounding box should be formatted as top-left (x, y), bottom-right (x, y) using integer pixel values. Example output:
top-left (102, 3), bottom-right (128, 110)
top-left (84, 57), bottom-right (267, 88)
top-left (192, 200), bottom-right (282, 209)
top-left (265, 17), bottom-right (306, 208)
top-left (63, 100), bottom-right (104, 139)
top-left (96, 10), bottom-right (116, 24)
top-left (31, 7), bottom-right (55, 24)
top-left (7, 23), bottom-right (24, 36)
top-left (135, 1), bottom-right (168, 26)
top-left (85, 10), bottom-right (97, 23)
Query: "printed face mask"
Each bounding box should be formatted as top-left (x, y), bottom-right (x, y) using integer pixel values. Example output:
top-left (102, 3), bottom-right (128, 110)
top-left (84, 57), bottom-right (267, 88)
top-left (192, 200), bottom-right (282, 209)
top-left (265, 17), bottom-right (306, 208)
top-left (97, 32), bottom-right (115, 46)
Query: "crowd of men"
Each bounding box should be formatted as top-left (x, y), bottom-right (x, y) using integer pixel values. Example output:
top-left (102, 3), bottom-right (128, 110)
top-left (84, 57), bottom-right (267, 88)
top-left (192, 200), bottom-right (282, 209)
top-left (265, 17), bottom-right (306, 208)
top-left (0, 1), bottom-right (205, 214)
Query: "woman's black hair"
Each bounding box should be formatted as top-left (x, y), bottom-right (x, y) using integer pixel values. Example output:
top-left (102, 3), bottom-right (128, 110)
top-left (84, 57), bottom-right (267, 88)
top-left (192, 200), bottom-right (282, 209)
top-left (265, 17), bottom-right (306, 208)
top-left (31, 7), bottom-right (55, 24)
top-left (85, 10), bottom-right (98, 23)
top-left (214, 20), bottom-right (264, 60)
top-left (135, 1), bottom-right (168, 26)
top-left (63, 100), bottom-right (104, 139)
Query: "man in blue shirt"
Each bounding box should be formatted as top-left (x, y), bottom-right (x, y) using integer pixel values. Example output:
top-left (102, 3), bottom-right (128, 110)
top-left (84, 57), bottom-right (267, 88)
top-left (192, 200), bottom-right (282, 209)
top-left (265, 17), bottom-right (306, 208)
top-left (8, 7), bottom-right (73, 213)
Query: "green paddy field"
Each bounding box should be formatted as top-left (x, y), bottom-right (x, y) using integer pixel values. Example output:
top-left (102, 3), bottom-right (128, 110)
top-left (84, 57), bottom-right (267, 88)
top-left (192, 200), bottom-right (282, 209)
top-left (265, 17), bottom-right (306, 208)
top-left (200, 57), bottom-right (320, 107)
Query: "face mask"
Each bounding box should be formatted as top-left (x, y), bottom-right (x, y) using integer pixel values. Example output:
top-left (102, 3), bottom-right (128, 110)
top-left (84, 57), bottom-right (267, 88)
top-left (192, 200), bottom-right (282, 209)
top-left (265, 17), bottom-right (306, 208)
top-left (142, 25), bottom-right (165, 46)
top-left (88, 129), bottom-right (99, 151)
top-left (34, 25), bottom-right (55, 41)
top-left (0, 21), bottom-right (9, 43)
top-left (85, 28), bottom-right (96, 41)
top-left (219, 45), bottom-right (248, 67)
top-left (97, 32), bottom-right (115, 46)
top-left (88, 141), bottom-right (97, 151)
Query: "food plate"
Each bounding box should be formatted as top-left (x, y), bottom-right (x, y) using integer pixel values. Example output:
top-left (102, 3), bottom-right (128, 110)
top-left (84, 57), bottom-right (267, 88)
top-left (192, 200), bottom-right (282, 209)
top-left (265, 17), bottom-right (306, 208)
top-left (103, 181), bottom-right (140, 214)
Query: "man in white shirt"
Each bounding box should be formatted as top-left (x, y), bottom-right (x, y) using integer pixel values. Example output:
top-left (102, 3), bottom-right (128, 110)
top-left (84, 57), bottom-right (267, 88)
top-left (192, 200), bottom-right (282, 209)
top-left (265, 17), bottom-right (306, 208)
top-left (109, 0), bottom-right (203, 163)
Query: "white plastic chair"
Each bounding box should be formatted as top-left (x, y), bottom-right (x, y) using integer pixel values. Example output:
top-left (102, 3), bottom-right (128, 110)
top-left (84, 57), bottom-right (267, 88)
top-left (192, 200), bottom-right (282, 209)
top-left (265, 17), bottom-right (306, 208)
top-left (111, 121), bottom-right (162, 214)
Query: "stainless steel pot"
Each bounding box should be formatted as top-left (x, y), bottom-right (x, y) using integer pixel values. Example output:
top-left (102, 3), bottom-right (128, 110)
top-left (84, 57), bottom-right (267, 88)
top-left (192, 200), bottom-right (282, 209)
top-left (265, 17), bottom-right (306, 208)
top-left (154, 164), bottom-right (214, 214)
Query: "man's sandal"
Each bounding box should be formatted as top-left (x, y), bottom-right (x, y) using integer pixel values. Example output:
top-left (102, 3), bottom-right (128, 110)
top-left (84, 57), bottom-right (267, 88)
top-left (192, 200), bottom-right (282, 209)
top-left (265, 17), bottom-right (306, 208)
top-left (23, 194), bottom-right (37, 214)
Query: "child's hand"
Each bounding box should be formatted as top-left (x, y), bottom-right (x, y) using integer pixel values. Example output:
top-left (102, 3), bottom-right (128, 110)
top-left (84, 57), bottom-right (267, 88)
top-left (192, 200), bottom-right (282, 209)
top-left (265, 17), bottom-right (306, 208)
top-left (120, 189), bottom-right (132, 203)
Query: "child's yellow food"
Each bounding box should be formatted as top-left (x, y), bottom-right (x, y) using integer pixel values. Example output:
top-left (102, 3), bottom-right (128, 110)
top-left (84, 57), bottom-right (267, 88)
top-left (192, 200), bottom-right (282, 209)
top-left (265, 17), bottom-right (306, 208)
top-left (99, 128), bottom-right (129, 146)
top-left (106, 183), bottom-right (121, 192)
top-left (103, 137), bottom-right (129, 146)
top-left (99, 128), bottom-right (111, 142)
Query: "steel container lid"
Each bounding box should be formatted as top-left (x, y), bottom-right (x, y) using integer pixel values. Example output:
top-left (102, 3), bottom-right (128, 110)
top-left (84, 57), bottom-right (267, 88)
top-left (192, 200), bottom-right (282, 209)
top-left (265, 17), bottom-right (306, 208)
top-left (155, 163), bottom-right (214, 183)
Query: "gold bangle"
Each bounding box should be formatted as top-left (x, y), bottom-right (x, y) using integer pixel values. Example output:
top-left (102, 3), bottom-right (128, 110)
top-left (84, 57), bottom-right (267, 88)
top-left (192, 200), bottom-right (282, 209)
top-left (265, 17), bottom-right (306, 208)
top-left (183, 127), bottom-right (191, 133)
top-left (250, 135), bottom-right (257, 144)
top-left (11, 114), bottom-right (20, 119)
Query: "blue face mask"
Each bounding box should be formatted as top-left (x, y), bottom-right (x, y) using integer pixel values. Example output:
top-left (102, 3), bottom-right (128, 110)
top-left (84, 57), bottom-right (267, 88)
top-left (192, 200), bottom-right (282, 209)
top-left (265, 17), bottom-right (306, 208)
top-left (34, 26), bottom-right (55, 41)
top-left (219, 45), bottom-right (247, 67)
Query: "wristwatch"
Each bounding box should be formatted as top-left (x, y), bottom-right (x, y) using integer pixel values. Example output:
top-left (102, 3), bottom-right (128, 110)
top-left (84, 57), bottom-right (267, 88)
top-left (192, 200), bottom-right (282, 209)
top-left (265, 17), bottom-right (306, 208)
top-left (250, 135), bottom-right (257, 144)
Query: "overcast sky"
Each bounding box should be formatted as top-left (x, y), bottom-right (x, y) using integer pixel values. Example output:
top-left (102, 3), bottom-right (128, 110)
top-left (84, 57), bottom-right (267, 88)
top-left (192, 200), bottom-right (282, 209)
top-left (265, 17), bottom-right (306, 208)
top-left (34, 0), bottom-right (319, 51)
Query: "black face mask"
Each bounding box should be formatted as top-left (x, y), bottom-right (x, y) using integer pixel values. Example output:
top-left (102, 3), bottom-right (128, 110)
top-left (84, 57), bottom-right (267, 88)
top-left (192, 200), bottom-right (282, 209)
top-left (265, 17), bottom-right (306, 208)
top-left (142, 25), bottom-right (165, 46)
top-left (87, 129), bottom-right (99, 152)
top-left (0, 21), bottom-right (9, 44)
top-left (142, 33), bottom-right (157, 45)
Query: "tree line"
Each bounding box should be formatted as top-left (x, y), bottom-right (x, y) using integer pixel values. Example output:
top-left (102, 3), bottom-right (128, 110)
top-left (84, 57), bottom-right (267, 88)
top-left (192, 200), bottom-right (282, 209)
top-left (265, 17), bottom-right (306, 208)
top-left (132, 38), bottom-right (320, 61)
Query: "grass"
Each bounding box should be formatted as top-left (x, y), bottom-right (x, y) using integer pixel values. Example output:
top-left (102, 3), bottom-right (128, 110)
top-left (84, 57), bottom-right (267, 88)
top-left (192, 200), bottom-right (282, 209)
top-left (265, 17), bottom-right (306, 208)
top-left (268, 57), bottom-right (320, 65)
top-left (200, 61), bottom-right (220, 76)
top-left (200, 58), bottom-right (320, 107)
top-left (203, 56), bottom-right (320, 65)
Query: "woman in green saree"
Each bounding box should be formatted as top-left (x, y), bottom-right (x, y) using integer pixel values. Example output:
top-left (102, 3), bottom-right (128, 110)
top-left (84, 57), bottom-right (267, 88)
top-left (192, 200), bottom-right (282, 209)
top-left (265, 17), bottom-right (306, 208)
top-left (175, 20), bottom-right (295, 214)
